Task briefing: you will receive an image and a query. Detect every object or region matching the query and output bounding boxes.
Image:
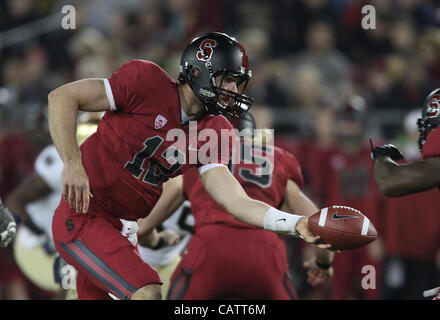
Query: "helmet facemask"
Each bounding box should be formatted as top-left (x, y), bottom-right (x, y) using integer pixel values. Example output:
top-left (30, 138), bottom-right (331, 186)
top-left (211, 69), bottom-right (252, 118)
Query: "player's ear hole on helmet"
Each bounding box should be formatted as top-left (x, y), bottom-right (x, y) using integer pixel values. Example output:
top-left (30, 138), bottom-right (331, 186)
top-left (192, 67), bottom-right (200, 78)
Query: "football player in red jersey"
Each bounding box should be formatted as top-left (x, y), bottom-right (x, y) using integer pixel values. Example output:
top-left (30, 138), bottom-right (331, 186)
top-left (48, 32), bottom-right (329, 300)
top-left (138, 112), bottom-right (334, 299)
top-left (373, 88), bottom-right (440, 196)
top-left (372, 88), bottom-right (440, 300)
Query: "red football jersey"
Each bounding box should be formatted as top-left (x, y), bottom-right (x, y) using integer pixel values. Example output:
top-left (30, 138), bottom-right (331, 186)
top-left (80, 60), bottom-right (233, 221)
top-left (182, 141), bottom-right (304, 230)
top-left (382, 148), bottom-right (440, 260)
top-left (422, 126), bottom-right (440, 159)
top-left (382, 188), bottom-right (440, 261)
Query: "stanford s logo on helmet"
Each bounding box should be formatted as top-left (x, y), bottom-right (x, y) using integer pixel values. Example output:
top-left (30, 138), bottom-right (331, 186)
top-left (417, 88), bottom-right (440, 151)
top-left (427, 94), bottom-right (440, 118)
top-left (196, 39), bottom-right (217, 61)
top-left (178, 32), bottom-right (253, 118)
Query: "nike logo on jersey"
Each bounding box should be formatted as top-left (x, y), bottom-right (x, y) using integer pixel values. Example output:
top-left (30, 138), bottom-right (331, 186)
top-left (276, 218), bottom-right (287, 222)
top-left (331, 212), bottom-right (359, 220)
top-left (155, 115), bottom-right (167, 129)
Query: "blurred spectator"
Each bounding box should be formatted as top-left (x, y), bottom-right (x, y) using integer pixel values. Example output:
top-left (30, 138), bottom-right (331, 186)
top-left (271, 0), bottom-right (343, 56)
top-left (417, 27), bottom-right (440, 82)
top-left (387, 57), bottom-right (437, 110)
top-left (291, 20), bottom-right (351, 109)
top-left (0, 0), bottom-right (39, 32)
top-left (287, 64), bottom-right (326, 113)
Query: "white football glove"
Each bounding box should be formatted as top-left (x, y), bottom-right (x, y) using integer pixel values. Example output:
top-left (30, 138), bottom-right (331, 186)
top-left (0, 199), bottom-right (16, 247)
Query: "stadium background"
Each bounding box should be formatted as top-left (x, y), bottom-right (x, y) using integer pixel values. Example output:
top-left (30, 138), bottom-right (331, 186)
top-left (0, 0), bottom-right (439, 300)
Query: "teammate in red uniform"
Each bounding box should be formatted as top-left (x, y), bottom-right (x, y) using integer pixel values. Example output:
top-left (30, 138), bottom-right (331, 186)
top-left (373, 88), bottom-right (440, 195)
top-left (372, 88), bottom-right (440, 300)
top-left (48, 32), bottom-right (328, 300)
top-left (138, 113), bottom-right (334, 299)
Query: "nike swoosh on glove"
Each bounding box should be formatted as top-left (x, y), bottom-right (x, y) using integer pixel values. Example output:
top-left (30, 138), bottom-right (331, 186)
top-left (0, 199), bottom-right (17, 247)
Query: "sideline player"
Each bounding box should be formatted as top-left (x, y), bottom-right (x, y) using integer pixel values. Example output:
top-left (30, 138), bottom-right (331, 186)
top-left (138, 112), bottom-right (335, 299)
top-left (372, 88), bottom-right (440, 299)
top-left (5, 113), bottom-right (102, 295)
top-left (49, 32), bottom-right (330, 300)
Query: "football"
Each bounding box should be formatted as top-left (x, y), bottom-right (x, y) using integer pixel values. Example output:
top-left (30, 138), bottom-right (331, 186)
top-left (308, 206), bottom-right (377, 250)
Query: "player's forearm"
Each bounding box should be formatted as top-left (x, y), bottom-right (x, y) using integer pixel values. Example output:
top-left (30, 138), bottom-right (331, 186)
top-left (224, 195), bottom-right (269, 228)
top-left (374, 157), bottom-right (417, 197)
top-left (48, 87), bottom-right (81, 163)
top-left (4, 195), bottom-right (28, 223)
top-left (138, 176), bottom-right (185, 236)
top-left (202, 167), bottom-right (305, 235)
top-left (138, 198), bottom-right (183, 236)
top-left (228, 197), bottom-right (307, 237)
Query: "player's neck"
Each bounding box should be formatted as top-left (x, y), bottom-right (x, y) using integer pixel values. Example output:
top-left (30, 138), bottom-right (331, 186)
top-left (178, 84), bottom-right (205, 119)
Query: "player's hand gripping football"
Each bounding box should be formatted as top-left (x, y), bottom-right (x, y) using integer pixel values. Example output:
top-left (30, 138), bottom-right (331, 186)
top-left (62, 159), bottom-right (93, 214)
top-left (296, 217), bottom-right (332, 250)
top-left (0, 199), bottom-right (17, 247)
top-left (303, 257), bottom-right (334, 286)
top-left (369, 138), bottom-right (404, 161)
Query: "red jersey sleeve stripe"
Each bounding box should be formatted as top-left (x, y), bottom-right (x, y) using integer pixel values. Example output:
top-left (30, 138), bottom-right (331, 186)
top-left (103, 79), bottom-right (116, 111)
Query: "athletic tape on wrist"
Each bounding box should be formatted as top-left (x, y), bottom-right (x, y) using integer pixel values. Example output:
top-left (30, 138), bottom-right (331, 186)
top-left (263, 207), bottom-right (303, 237)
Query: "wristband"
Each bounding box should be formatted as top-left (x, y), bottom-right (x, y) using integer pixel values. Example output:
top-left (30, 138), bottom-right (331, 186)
top-left (315, 260), bottom-right (333, 270)
top-left (263, 207), bottom-right (303, 237)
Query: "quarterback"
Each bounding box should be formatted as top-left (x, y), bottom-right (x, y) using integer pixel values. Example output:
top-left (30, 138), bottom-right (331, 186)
top-left (48, 32), bottom-right (328, 300)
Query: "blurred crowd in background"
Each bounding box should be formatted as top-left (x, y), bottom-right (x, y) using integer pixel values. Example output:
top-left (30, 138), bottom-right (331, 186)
top-left (0, 0), bottom-right (439, 300)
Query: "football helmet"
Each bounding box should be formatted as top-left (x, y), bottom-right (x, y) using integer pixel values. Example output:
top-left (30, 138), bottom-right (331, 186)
top-left (417, 88), bottom-right (440, 151)
top-left (178, 32), bottom-right (253, 118)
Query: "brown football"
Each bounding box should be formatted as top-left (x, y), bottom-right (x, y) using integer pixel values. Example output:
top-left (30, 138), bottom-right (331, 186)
top-left (308, 206), bottom-right (377, 250)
